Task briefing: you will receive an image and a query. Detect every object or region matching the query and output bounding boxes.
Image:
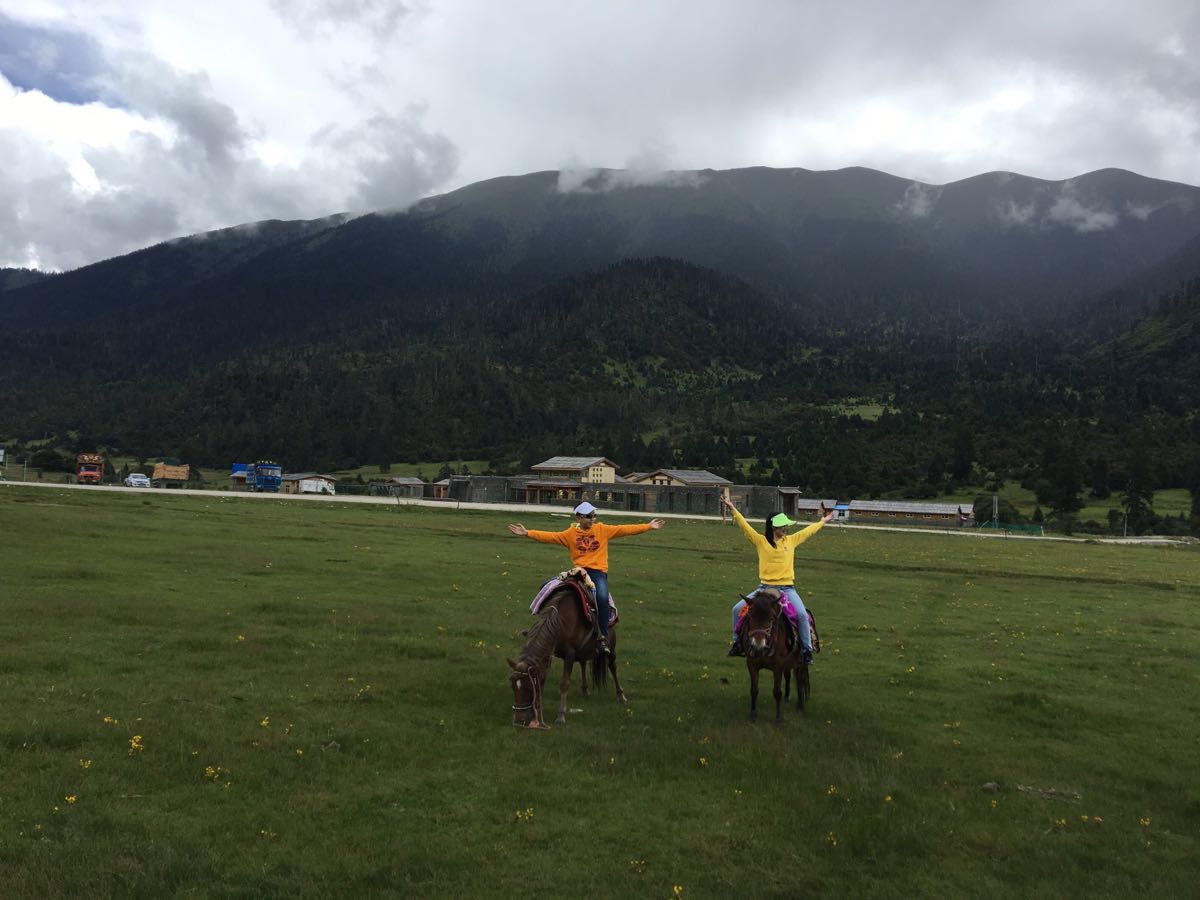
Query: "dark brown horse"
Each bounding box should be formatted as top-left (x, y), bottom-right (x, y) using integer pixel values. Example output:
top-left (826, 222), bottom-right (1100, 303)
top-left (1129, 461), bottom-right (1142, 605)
top-left (736, 588), bottom-right (809, 722)
top-left (508, 572), bottom-right (626, 728)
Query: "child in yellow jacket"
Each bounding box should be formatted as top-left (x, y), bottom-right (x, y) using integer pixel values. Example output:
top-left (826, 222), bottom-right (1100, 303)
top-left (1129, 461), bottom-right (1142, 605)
top-left (719, 493), bottom-right (833, 662)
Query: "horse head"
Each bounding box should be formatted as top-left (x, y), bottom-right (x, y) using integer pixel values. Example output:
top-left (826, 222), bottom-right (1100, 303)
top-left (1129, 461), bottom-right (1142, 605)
top-left (741, 588), bottom-right (783, 658)
top-left (507, 657), bottom-right (547, 729)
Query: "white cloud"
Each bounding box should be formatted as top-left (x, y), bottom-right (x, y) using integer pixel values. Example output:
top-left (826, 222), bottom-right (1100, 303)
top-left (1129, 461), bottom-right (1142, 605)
top-left (895, 181), bottom-right (943, 218)
top-left (996, 199), bottom-right (1038, 227)
top-left (1045, 186), bottom-right (1119, 232)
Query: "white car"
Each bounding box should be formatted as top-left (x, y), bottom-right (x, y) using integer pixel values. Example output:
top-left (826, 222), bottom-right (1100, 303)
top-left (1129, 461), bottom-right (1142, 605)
top-left (124, 473), bottom-right (151, 488)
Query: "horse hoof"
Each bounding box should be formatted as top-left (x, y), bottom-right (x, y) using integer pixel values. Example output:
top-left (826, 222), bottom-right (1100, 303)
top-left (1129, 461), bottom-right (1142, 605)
top-left (617, 693), bottom-right (628, 705)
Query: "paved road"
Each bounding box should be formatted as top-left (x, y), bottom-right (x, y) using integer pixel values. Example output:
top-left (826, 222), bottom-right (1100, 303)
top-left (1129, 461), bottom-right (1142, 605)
top-left (2, 479), bottom-right (1188, 545)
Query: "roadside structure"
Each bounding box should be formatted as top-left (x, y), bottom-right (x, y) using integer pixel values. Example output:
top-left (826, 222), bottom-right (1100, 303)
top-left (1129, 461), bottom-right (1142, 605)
top-left (281, 473), bottom-right (338, 495)
top-left (848, 499), bottom-right (975, 527)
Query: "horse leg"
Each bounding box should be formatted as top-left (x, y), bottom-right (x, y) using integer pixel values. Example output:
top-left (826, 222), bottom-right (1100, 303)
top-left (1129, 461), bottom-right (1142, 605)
top-left (773, 667), bottom-right (784, 722)
top-left (556, 655), bottom-right (574, 726)
top-left (796, 663), bottom-right (809, 714)
top-left (608, 648), bottom-right (627, 704)
top-left (579, 659), bottom-right (590, 698)
top-left (748, 663), bottom-right (759, 722)
top-left (784, 667), bottom-right (792, 701)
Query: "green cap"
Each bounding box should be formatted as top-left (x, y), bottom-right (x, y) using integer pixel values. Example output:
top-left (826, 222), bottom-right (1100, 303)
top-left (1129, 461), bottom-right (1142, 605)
top-left (770, 513), bottom-right (797, 528)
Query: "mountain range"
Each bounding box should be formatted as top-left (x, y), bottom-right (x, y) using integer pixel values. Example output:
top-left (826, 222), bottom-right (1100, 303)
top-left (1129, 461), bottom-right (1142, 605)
top-left (1, 165), bottom-right (1198, 526)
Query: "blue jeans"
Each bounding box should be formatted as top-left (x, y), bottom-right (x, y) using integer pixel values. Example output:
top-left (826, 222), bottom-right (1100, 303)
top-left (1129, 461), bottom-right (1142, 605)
top-left (585, 568), bottom-right (610, 637)
top-left (731, 584), bottom-right (811, 653)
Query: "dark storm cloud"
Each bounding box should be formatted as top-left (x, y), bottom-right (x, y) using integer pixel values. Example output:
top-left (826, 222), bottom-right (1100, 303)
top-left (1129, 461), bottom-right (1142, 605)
top-left (99, 55), bottom-right (248, 171)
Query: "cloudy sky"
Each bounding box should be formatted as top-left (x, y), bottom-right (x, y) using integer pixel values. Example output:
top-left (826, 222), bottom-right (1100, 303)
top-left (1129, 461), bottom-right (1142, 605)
top-left (1, 0), bottom-right (1197, 271)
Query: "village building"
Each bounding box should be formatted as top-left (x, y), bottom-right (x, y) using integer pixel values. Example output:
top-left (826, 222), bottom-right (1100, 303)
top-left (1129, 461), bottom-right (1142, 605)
top-left (793, 497), bottom-right (838, 520)
top-left (531, 456), bottom-right (619, 484)
top-left (847, 499), bottom-right (974, 527)
top-left (630, 468), bottom-right (732, 487)
top-left (520, 476), bottom-right (587, 506)
top-left (379, 476), bottom-right (426, 499)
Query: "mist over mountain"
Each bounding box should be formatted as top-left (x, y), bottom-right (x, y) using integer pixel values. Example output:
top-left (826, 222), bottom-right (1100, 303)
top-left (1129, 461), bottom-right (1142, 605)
top-left (1, 165), bottom-right (1198, 529)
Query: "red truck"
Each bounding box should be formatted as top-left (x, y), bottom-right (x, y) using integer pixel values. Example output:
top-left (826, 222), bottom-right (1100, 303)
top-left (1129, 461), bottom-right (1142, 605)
top-left (76, 452), bottom-right (105, 485)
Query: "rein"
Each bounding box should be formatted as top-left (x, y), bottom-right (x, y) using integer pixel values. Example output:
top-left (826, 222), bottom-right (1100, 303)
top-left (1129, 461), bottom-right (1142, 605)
top-left (511, 664), bottom-right (547, 727)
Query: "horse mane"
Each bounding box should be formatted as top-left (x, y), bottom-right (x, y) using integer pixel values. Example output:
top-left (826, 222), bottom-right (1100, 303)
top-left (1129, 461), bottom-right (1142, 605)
top-left (749, 588), bottom-right (781, 616)
top-left (518, 603), bottom-right (561, 672)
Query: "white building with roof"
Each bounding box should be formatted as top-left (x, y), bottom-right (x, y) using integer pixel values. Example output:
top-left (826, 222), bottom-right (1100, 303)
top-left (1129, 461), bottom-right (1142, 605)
top-left (531, 456), bottom-right (619, 484)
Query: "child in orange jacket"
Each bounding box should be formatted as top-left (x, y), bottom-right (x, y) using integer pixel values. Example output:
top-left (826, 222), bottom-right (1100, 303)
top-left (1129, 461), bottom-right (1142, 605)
top-left (508, 501), bottom-right (665, 651)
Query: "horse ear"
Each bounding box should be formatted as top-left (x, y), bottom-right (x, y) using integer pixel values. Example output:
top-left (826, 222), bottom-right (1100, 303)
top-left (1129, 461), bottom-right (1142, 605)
top-left (738, 594), bottom-right (751, 602)
top-left (506, 658), bottom-right (518, 670)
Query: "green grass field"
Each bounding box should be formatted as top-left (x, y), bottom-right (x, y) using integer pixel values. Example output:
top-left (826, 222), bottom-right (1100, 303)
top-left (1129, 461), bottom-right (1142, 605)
top-left (2, 485), bottom-right (1198, 897)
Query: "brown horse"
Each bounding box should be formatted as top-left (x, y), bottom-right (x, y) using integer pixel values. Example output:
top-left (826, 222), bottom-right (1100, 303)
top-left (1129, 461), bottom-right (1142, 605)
top-left (508, 572), bottom-right (626, 728)
top-left (737, 588), bottom-right (809, 722)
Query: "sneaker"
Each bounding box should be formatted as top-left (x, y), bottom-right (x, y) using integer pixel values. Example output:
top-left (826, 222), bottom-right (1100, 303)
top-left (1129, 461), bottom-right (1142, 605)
top-left (727, 640), bottom-right (745, 657)
top-left (801, 649), bottom-right (813, 665)
top-left (597, 637), bottom-right (611, 655)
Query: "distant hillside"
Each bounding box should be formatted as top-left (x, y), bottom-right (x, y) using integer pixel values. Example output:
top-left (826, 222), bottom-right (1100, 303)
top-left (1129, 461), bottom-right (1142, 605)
top-left (2, 256), bottom-right (1198, 521)
top-left (1, 166), bottom-right (1199, 524)
top-left (0, 267), bottom-right (50, 294)
top-left (5, 166), bottom-right (1200, 339)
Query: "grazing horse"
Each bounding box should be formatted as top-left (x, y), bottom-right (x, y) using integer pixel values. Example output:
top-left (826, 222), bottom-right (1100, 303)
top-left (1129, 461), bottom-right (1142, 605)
top-left (737, 587), bottom-right (809, 722)
top-left (508, 571), bottom-right (626, 728)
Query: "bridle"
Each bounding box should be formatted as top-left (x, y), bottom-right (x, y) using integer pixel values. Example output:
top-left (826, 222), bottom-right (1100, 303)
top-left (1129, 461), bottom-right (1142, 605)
top-left (745, 598), bottom-right (782, 657)
top-left (511, 664), bottom-right (546, 727)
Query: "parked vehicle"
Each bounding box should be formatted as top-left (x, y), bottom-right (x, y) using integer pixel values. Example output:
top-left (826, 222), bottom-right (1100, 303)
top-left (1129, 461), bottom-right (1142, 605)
top-left (250, 460), bottom-right (282, 492)
top-left (151, 462), bottom-right (190, 488)
top-left (76, 452), bottom-right (105, 485)
top-left (124, 473), bottom-right (151, 488)
top-left (231, 461), bottom-right (283, 492)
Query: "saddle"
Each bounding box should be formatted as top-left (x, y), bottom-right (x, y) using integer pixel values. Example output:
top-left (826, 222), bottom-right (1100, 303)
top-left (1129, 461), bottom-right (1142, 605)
top-left (529, 568), bottom-right (619, 627)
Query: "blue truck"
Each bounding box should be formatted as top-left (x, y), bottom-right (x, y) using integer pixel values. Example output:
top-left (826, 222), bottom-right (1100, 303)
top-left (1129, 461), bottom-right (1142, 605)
top-left (232, 461), bottom-right (283, 492)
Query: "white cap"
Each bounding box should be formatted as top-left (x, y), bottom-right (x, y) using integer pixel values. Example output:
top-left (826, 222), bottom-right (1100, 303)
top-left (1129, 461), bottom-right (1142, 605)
top-left (574, 501), bottom-right (597, 516)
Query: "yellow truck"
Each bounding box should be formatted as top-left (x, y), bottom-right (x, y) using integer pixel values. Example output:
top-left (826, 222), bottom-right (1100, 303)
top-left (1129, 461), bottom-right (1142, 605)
top-left (151, 462), bottom-right (190, 488)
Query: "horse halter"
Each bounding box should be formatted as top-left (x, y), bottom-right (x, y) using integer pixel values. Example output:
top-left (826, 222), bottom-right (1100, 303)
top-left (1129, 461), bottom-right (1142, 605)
top-left (510, 665), bottom-right (545, 727)
top-left (745, 601), bottom-right (781, 657)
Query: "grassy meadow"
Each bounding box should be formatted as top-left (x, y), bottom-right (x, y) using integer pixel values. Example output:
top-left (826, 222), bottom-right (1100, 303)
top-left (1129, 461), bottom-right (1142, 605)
top-left (1, 484), bottom-right (1198, 898)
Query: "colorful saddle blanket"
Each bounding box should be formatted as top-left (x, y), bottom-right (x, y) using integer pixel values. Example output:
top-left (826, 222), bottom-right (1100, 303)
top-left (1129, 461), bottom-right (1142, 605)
top-left (530, 572), bottom-right (619, 627)
top-left (737, 596), bottom-right (799, 629)
top-left (737, 596), bottom-right (818, 650)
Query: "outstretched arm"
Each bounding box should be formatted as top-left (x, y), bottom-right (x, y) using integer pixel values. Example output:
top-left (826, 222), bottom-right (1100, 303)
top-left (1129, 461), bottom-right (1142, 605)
top-left (507, 523), bottom-right (528, 537)
top-left (603, 521), bottom-right (658, 538)
top-left (649, 518), bottom-right (665, 530)
top-left (722, 499), bottom-right (761, 544)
